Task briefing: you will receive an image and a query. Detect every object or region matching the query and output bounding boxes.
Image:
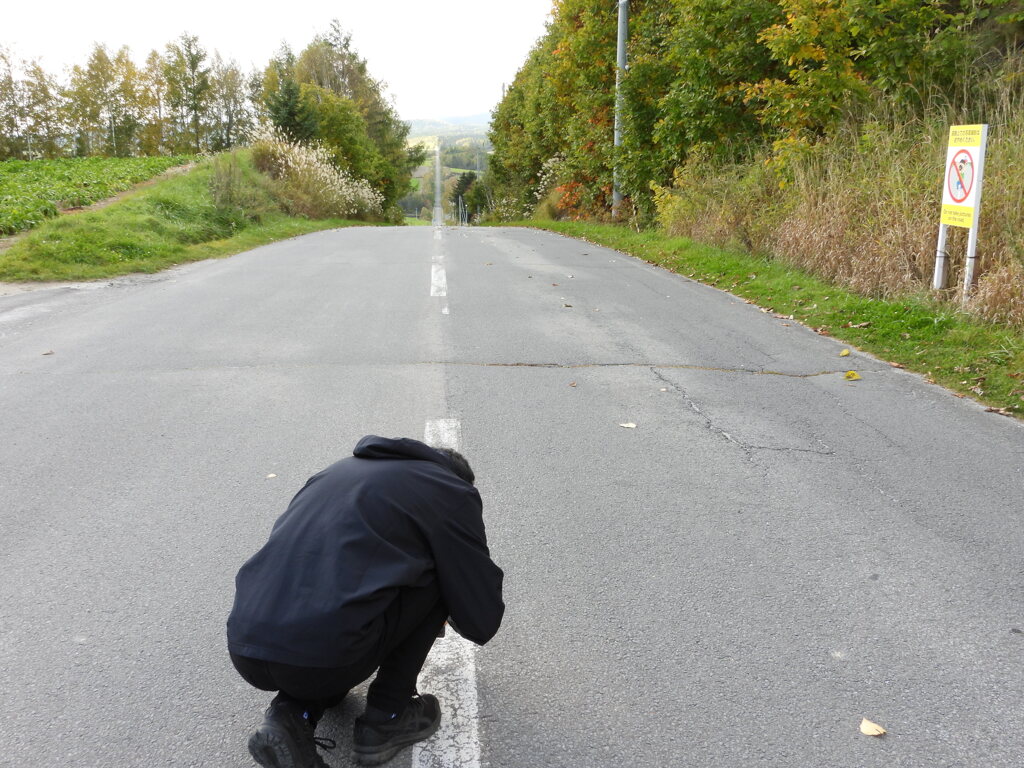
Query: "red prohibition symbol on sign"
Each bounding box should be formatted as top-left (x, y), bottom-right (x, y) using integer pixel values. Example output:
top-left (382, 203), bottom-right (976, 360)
top-left (948, 149), bottom-right (974, 203)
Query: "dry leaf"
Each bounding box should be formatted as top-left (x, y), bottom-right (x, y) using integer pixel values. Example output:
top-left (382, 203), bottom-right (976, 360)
top-left (840, 349), bottom-right (851, 357)
top-left (618, 422), bottom-right (637, 429)
top-left (563, 303), bottom-right (573, 308)
top-left (42, 350), bottom-right (54, 356)
top-left (844, 371), bottom-right (862, 381)
top-left (485, 262), bottom-right (493, 266)
top-left (985, 407), bottom-right (1014, 417)
top-left (860, 718), bottom-right (886, 737)
top-left (660, 388), bottom-right (668, 392)
top-left (568, 381), bottom-right (577, 387)
top-left (266, 474), bottom-right (277, 479)
top-left (850, 321), bottom-right (872, 329)
top-left (551, 283), bottom-right (559, 286)
top-left (889, 362), bottom-right (905, 369)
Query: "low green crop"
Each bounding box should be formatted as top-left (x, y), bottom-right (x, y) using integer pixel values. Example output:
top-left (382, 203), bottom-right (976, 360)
top-left (0, 156), bottom-right (191, 235)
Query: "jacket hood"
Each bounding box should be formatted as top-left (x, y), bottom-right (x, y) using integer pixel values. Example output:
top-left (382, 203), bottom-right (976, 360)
top-left (353, 435), bottom-right (454, 471)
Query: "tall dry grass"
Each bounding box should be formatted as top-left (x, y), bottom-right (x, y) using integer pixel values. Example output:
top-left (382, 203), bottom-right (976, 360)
top-left (654, 54), bottom-right (1024, 326)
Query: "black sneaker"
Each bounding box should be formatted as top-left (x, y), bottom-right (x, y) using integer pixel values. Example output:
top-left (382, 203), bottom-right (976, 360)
top-left (247, 698), bottom-right (335, 768)
top-left (352, 694), bottom-right (442, 766)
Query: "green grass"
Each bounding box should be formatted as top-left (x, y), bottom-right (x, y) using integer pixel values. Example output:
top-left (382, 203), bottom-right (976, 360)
top-left (0, 153), bottom-right (367, 281)
top-left (403, 216), bottom-right (431, 226)
top-left (0, 156), bottom-right (191, 235)
top-left (509, 220), bottom-right (1024, 418)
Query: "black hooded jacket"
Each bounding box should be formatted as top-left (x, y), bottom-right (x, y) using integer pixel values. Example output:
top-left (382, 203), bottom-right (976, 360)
top-left (226, 436), bottom-right (504, 667)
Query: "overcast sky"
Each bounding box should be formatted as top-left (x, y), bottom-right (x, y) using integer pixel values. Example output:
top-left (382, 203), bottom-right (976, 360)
top-left (3, 0), bottom-right (553, 121)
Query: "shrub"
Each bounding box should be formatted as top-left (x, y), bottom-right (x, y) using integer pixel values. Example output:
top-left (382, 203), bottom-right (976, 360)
top-left (249, 126), bottom-right (383, 220)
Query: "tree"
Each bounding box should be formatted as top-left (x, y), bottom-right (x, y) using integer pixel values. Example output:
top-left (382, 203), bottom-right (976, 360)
top-left (0, 49), bottom-right (19, 158)
top-left (20, 59), bottom-right (63, 158)
top-left (267, 75), bottom-right (317, 143)
top-left (209, 53), bottom-right (251, 151)
top-left (139, 50), bottom-right (167, 155)
top-left (299, 84), bottom-right (377, 178)
top-left (164, 34), bottom-right (211, 153)
top-left (287, 23), bottom-right (425, 213)
top-left (109, 47), bottom-right (143, 156)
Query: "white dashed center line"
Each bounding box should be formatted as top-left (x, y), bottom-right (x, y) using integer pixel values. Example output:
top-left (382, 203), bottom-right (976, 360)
top-left (415, 419), bottom-right (482, 768)
top-left (431, 264), bottom-right (448, 297)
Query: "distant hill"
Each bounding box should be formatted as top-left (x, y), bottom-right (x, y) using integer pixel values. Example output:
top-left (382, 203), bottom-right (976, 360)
top-left (407, 116), bottom-right (490, 140)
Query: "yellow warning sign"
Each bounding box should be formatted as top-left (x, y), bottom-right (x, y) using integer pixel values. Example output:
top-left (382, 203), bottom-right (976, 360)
top-left (948, 125), bottom-right (983, 147)
top-left (941, 204), bottom-right (974, 228)
top-left (940, 124), bottom-right (987, 229)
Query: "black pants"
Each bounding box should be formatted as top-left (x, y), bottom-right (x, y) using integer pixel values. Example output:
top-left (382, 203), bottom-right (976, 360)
top-left (230, 583), bottom-right (447, 723)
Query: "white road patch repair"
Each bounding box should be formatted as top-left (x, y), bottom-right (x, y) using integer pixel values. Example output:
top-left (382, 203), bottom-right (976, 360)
top-left (416, 419), bottom-right (482, 768)
top-left (431, 264), bottom-right (448, 298)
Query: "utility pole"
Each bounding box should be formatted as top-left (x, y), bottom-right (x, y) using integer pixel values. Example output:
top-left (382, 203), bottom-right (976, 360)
top-left (612, 0), bottom-right (629, 218)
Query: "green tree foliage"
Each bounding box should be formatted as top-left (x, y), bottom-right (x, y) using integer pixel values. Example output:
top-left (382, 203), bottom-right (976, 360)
top-left (288, 22), bottom-right (426, 214)
top-left (487, 0), bottom-right (1009, 219)
top-left (299, 84), bottom-right (378, 181)
top-left (209, 54), bottom-right (252, 152)
top-left (164, 34), bottom-right (212, 154)
top-left (267, 75), bottom-right (318, 143)
top-left (0, 23), bottom-right (416, 205)
top-left (450, 171), bottom-right (477, 207)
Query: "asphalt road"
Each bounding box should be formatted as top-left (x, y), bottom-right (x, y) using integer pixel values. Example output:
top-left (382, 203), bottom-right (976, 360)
top-left (1, 225), bottom-right (1022, 768)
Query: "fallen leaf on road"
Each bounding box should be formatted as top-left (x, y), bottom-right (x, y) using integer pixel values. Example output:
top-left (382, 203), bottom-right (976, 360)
top-left (844, 371), bottom-right (862, 381)
top-left (985, 407), bottom-right (1015, 417)
top-left (660, 388), bottom-right (668, 392)
top-left (42, 350), bottom-right (54, 356)
top-left (485, 262), bottom-right (493, 265)
top-left (860, 718), bottom-right (886, 737)
top-left (551, 283), bottom-right (559, 286)
top-left (563, 303), bottom-right (573, 308)
top-left (266, 474), bottom-right (277, 479)
top-left (889, 362), bottom-right (905, 369)
top-left (569, 381), bottom-right (577, 387)
top-left (618, 422), bottom-right (637, 429)
top-left (840, 349), bottom-right (851, 357)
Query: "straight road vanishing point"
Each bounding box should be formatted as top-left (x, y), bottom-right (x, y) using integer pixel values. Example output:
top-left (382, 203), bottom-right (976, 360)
top-left (1, 224), bottom-right (1022, 767)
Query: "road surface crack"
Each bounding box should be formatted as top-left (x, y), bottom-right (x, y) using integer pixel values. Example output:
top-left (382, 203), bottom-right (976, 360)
top-left (427, 361), bottom-right (843, 378)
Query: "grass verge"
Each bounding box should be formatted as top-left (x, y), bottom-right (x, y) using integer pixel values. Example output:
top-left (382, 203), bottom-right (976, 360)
top-left (511, 220), bottom-right (1024, 419)
top-left (0, 152), bottom-right (368, 282)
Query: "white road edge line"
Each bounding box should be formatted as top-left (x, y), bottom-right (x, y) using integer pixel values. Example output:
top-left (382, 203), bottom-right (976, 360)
top-left (415, 419), bottom-right (481, 768)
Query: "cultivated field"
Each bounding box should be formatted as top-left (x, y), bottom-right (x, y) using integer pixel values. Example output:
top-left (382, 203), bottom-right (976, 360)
top-left (0, 156), bottom-right (191, 235)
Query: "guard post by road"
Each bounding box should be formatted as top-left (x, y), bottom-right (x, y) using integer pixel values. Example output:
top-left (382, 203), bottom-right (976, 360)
top-left (932, 123), bottom-right (988, 300)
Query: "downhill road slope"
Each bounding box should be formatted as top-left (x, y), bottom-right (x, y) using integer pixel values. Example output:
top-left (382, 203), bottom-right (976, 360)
top-left (1, 225), bottom-right (1022, 768)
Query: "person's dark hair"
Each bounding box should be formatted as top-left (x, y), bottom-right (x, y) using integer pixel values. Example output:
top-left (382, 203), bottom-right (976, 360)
top-left (434, 447), bottom-right (475, 485)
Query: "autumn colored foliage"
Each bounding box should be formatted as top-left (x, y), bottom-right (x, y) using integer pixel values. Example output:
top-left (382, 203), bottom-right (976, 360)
top-left (488, 0), bottom-right (1024, 222)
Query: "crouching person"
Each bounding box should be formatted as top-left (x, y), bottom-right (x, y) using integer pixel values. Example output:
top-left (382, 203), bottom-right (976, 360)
top-left (226, 435), bottom-right (504, 767)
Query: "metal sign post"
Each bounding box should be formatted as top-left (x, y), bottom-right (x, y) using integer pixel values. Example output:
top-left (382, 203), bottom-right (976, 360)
top-left (933, 124), bottom-right (988, 300)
